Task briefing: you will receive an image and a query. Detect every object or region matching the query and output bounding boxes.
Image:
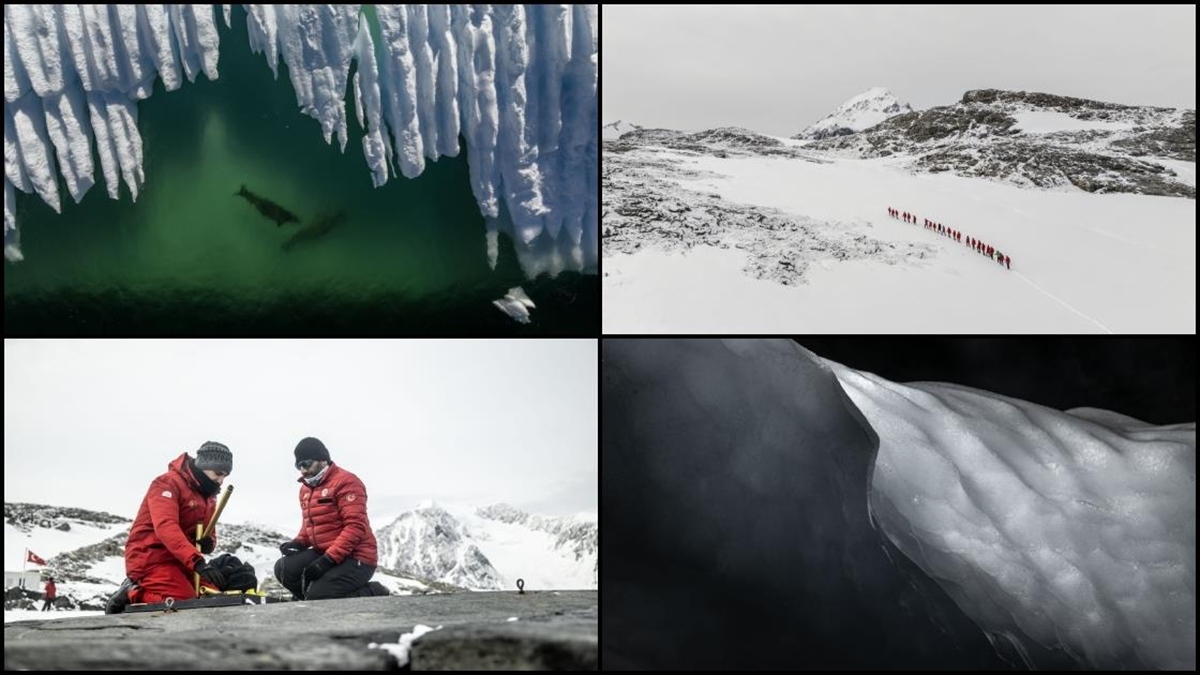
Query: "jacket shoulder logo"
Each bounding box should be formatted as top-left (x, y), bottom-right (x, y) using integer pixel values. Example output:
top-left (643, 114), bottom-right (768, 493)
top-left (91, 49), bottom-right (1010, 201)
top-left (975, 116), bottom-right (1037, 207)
top-left (346, 493), bottom-right (356, 501)
top-left (161, 490), bottom-right (172, 498)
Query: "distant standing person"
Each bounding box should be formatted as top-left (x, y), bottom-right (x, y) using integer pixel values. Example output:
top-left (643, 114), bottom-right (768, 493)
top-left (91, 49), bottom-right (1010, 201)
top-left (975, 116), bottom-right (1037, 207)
top-left (41, 577), bottom-right (56, 611)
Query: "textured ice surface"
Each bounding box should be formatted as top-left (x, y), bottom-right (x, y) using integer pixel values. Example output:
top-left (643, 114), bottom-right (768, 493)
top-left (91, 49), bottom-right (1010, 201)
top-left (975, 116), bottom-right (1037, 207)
top-left (2, 4), bottom-right (598, 277)
top-left (826, 359), bottom-right (1196, 670)
top-left (603, 338), bottom-right (1195, 670)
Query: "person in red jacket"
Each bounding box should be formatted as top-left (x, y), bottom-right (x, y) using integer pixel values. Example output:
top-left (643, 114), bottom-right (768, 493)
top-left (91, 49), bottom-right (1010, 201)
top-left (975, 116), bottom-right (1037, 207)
top-left (104, 442), bottom-right (233, 614)
top-left (41, 577), bottom-right (57, 612)
top-left (274, 437), bottom-right (387, 600)
top-left (1005, 254), bottom-right (1011, 269)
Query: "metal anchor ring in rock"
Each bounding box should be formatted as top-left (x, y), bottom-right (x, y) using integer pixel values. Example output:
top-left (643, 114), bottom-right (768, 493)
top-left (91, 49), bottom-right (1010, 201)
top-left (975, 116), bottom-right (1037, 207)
top-left (4, 592), bottom-right (597, 670)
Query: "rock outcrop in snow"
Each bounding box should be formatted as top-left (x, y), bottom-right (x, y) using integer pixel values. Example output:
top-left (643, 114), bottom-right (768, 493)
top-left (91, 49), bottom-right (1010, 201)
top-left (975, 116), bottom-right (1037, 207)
top-left (810, 88), bottom-right (1195, 198)
top-left (3, 4), bottom-right (598, 278)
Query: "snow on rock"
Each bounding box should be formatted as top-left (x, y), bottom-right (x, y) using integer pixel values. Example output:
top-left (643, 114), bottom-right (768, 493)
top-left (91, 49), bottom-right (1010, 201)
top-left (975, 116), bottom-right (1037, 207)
top-left (370, 624), bottom-right (442, 668)
top-left (2, 4), bottom-right (598, 278)
top-left (1011, 110), bottom-right (1135, 134)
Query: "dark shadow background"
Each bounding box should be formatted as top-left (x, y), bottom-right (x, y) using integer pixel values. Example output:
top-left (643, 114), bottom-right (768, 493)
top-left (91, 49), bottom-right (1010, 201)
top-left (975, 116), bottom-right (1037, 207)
top-left (794, 338), bottom-right (1195, 425)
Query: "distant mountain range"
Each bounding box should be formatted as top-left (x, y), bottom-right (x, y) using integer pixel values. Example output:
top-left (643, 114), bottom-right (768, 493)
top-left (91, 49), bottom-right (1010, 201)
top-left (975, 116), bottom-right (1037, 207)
top-left (377, 502), bottom-right (597, 591)
top-left (4, 499), bottom-right (597, 612)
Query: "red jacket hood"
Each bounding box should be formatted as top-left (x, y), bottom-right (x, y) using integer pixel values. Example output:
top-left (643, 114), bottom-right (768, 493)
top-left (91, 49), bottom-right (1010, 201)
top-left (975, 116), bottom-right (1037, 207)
top-left (168, 452), bottom-right (203, 492)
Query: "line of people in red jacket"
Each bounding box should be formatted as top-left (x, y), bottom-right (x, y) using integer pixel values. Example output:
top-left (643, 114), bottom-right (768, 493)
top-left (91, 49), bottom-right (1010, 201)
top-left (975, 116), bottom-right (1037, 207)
top-left (887, 207), bottom-right (1011, 269)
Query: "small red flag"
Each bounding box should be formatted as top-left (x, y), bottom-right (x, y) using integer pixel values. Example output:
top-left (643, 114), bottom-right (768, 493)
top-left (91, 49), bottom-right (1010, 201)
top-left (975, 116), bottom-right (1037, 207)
top-left (26, 550), bottom-right (47, 566)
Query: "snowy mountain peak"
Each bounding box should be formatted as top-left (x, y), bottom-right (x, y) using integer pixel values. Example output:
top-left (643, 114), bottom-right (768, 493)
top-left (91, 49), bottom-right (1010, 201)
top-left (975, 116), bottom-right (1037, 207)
top-left (376, 506), bottom-right (502, 590)
top-left (374, 503), bottom-right (598, 591)
top-left (796, 87), bottom-right (913, 140)
top-left (603, 120), bottom-right (643, 140)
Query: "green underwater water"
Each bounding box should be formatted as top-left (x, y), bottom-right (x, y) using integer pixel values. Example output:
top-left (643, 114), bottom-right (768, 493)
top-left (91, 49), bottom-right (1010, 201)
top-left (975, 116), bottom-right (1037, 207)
top-left (4, 6), bottom-right (596, 335)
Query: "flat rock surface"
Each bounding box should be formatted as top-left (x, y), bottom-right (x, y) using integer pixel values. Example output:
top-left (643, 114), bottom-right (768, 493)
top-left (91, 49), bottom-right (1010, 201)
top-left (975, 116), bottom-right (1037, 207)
top-left (4, 590), bottom-right (597, 670)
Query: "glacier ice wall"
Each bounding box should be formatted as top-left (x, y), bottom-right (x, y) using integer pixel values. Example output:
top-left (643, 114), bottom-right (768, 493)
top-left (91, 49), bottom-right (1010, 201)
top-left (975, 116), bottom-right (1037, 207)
top-left (603, 338), bottom-right (1195, 670)
top-left (603, 339), bottom-right (1014, 670)
top-left (3, 4), bottom-right (598, 278)
top-left (828, 361), bottom-right (1196, 670)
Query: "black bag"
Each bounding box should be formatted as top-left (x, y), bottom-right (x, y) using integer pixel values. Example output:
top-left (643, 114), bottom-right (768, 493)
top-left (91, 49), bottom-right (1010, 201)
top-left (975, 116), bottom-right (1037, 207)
top-left (209, 553), bottom-right (259, 592)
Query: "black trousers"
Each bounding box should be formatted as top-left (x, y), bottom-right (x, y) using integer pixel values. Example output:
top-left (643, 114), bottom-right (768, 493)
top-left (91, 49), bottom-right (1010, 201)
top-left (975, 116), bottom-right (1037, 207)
top-left (41, 598), bottom-right (56, 611)
top-left (274, 549), bottom-right (376, 600)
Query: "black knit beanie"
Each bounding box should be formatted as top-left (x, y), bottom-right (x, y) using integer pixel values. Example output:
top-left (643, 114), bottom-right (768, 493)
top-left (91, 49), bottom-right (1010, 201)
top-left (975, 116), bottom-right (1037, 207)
top-left (294, 437), bottom-right (331, 466)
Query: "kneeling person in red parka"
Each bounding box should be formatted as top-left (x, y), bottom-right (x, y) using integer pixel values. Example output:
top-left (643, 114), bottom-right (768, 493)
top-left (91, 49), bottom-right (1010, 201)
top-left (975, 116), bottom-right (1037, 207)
top-left (104, 441), bottom-right (233, 614)
top-left (275, 437), bottom-right (388, 600)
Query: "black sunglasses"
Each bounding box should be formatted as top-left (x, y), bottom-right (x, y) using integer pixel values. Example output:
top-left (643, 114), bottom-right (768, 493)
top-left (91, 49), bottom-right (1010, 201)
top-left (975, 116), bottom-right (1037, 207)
top-left (295, 459), bottom-right (318, 471)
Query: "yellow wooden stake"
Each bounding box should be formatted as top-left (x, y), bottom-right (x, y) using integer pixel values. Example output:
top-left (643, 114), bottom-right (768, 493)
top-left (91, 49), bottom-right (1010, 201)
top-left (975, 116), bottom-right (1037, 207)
top-left (194, 484), bottom-right (234, 596)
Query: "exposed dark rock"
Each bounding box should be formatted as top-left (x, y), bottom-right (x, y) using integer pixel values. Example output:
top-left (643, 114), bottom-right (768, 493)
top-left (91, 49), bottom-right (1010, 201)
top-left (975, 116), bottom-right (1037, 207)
top-left (806, 89), bottom-right (1194, 199)
top-left (4, 591), bottom-right (597, 670)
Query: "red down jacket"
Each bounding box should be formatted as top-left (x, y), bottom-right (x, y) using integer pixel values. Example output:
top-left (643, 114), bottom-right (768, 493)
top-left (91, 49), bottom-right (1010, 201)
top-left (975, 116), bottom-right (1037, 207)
top-left (124, 453), bottom-right (216, 582)
top-left (292, 463), bottom-right (378, 566)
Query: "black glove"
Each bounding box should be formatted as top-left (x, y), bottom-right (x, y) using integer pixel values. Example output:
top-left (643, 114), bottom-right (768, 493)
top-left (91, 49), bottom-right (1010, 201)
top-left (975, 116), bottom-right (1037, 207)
top-left (280, 540), bottom-right (306, 556)
top-left (198, 535), bottom-right (215, 555)
top-left (194, 559), bottom-right (225, 589)
top-left (303, 554), bottom-right (336, 583)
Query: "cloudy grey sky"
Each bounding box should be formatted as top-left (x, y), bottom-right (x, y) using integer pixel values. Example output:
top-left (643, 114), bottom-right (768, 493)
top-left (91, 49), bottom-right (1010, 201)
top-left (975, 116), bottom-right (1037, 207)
top-left (604, 4), bottom-right (1197, 136)
top-left (4, 340), bottom-right (596, 535)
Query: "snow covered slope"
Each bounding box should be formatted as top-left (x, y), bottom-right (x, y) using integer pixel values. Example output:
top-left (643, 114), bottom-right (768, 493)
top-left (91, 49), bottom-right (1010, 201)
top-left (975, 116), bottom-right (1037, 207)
top-left (795, 86), bottom-right (912, 140)
top-left (375, 502), bottom-right (597, 591)
top-left (3, 4), bottom-right (598, 277)
top-left (3, 502), bottom-right (431, 619)
top-left (603, 111), bottom-right (1195, 332)
top-left (469, 503), bottom-right (596, 590)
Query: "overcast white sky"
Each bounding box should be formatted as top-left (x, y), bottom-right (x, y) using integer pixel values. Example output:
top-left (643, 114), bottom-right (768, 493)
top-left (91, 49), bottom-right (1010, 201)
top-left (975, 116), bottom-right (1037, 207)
top-left (4, 340), bottom-right (597, 536)
top-left (604, 4), bottom-right (1197, 136)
